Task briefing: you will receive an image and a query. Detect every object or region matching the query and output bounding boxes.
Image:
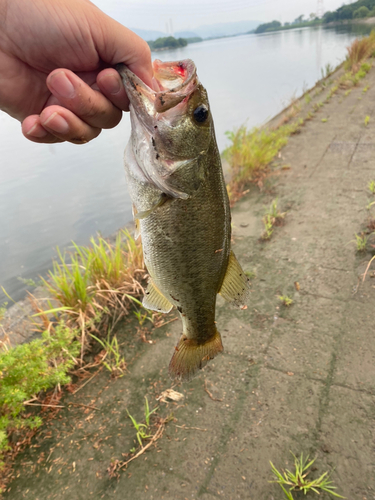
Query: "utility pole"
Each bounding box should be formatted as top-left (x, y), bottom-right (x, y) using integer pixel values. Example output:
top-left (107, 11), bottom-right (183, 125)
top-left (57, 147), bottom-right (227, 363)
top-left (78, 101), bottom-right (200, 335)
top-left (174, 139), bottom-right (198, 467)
top-left (316, 0), bottom-right (324, 19)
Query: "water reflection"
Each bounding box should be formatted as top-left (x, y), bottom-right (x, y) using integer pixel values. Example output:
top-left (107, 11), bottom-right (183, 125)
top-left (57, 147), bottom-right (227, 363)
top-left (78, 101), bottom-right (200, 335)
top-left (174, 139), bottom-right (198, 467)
top-left (0, 25), bottom-right (368, 303)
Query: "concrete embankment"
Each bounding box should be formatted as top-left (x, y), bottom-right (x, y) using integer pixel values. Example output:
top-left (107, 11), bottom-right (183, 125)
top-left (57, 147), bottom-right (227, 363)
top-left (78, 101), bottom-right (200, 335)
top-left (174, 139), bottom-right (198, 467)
top-left (2, 64), bottom-right (375, 499)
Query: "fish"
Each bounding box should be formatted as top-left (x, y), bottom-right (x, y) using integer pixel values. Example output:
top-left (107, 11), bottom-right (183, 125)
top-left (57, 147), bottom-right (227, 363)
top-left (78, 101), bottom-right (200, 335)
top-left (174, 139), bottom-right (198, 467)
top-left (117, 59), bottom-right (250, 381)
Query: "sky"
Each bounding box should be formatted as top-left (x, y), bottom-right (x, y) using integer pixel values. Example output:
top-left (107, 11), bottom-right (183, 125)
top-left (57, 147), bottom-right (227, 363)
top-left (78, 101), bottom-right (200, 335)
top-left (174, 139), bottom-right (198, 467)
top-left (92, 0), bottom-right (354, 33)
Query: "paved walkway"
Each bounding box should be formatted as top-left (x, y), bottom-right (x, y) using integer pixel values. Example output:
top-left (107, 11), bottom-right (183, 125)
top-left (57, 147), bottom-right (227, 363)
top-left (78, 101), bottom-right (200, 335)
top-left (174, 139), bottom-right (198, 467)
top-left (3, 66), bottom-right (375, 499)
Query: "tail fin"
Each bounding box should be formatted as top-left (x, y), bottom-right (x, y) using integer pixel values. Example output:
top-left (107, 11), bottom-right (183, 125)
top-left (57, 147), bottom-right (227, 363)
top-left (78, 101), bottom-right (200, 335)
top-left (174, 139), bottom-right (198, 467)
top-left (168, 329), bottom-right (223, 382)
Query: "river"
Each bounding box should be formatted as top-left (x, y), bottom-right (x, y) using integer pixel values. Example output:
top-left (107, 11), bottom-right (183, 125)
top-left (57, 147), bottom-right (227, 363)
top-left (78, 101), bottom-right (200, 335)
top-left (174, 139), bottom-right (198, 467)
top-left (0, 23), bottom-right (372, 304)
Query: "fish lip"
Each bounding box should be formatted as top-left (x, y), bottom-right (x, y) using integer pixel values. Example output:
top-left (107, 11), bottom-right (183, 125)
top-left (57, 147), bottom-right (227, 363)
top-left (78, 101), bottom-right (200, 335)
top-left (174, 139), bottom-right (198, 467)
top-left (117, 59), bottom-right (197, 117)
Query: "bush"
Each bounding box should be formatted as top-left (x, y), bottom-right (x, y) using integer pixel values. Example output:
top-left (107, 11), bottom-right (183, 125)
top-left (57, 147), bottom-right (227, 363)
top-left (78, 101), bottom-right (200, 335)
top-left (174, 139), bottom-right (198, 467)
top-left (353, 6), bottom-right (370, 18)
top-left (0, 324), bottom-right (79, 453)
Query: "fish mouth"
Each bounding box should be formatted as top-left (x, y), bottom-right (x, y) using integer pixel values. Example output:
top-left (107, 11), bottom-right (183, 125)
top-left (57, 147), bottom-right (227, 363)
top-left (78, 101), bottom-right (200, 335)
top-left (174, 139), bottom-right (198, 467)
top-left (117, 59), bottom-right (197, 116)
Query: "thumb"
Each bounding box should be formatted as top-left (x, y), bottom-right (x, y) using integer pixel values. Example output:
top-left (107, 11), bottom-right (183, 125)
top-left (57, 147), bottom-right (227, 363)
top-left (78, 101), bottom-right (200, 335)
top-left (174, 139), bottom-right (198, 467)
top-left (89, 7), bottom-right (153, 87)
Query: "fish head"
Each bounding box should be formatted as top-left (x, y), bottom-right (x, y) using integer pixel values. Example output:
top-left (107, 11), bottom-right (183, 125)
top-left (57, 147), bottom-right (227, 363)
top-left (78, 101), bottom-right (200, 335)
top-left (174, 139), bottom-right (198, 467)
top-left (118, 59), bottom-right (213, 199)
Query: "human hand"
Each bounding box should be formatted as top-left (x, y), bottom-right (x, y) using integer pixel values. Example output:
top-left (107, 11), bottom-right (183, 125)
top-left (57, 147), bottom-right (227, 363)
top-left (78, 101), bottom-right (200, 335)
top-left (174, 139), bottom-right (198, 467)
top-left (0, 0), bottom-right (153, 144)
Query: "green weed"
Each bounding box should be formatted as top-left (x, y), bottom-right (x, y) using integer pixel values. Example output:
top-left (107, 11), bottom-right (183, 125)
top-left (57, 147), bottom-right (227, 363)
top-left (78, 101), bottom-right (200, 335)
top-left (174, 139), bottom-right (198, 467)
top-left (344, 89), bottom-right (352, 97)
top-left (321, 118), bottom-right (328, 123)
top-left (270, 452), bottom-right (345, 499)
top-left (224, 122), bottom-right (300, 192)
top-left (351, 233), bottom-right (368, 252)
top-left (17, 277), bottom-right (43, 288)
top-left (313, 101), bottom-right (323, 111)
top-left (362, 85), bottom-right (370, 93)
top-left (314, 86), bottom-right (323, 96)
top-left (245, 270), bottom-right (256, 279)
top-left (0, 303), bottom-right (7, 324)
top-left (261, 199), bottom-right (286, 240)
top-left (262, 215), bottom-right (274, 240)
top-left (127, 397), bottom-right (158, 448)
top-left (304, 93), bottom-right (312, 104)
top-left (278, 295), bottom-right (293, 307)
top-left (368, 180), bottom-right (375, 194)
top-left (321, 63), bottom-right (334, 79)
top-left (0, 323), bottom-right (79, 453)
top-left (365, 115), bottom-right (370, 126)
top-left (125, 294), bottom-right (153, 326)
top-left (90, 332), bottom-right (126, 377)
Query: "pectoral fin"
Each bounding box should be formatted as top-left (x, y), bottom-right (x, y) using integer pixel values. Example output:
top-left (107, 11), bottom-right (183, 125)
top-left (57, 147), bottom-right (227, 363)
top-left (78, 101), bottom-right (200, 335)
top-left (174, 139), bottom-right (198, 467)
top-left (142, 281), bottom-right (173, 313)
top-left (219, 251), bottom-right (250, 308)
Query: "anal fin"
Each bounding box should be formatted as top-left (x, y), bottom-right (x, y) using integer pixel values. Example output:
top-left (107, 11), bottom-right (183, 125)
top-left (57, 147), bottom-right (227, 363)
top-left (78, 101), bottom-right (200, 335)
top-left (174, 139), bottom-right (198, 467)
top-left (142, 280), bottom-right (173, 313)
top-left (169, 329), bottom-right (223, 382)
top-left (219, 251), bottom-right (250, 308)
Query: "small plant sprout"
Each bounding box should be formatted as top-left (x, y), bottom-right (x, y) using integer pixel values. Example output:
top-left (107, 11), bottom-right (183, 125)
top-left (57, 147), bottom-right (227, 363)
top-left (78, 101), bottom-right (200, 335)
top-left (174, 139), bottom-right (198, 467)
top-left (350, 233), bottom-right (368, 252)
top-left (261, 199), bottom-right (286, 240)
top-left (125, 294), bottom-right (153, 326)
top-left (90, 333), bottom-right (126, 377)
top-left (245, 270), bottom-right (256, 279)
top-left (369, 180), bottom-right (375, 194)
top-left (127, 397), bottom-right (159, 448)
top-left (365, 115), bottom-right (370, 126)
top-left (304, 93), bottom-right (312, 104)
top-left (278, 295), bottom-right (293, 307)
top-left (270, 452), bottom-right (345, 499)
top-left (362, 85), bottom-right (370, 93)
top-left (321, 118), bottom-right (328, 123)
top-left (262, 214), bottom-right (274, 240)
top-left (0, 302), bottom-right (7, 324)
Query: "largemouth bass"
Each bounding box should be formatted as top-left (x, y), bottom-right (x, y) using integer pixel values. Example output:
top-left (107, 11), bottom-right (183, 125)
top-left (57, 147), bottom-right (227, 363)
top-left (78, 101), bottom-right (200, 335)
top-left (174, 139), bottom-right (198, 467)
top-left (117, 59), bottom-right (249, 381)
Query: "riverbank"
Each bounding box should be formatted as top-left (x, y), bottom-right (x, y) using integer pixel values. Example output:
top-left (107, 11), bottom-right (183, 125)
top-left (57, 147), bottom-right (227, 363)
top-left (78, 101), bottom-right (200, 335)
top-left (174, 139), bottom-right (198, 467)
top-left (1, 48), bottom-right (375, 498)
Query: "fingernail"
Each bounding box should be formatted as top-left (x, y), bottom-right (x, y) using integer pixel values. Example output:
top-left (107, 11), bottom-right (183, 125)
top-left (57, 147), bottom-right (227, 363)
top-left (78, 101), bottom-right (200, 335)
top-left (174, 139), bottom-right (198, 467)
top-left (99, 73), bottom-right (121, 95)
top-left (27, 123), bottom-right (48, 138)
top-left (49, 71), bottom-right (75, 99)
top-left (43, 112), bottom-right (69, 134)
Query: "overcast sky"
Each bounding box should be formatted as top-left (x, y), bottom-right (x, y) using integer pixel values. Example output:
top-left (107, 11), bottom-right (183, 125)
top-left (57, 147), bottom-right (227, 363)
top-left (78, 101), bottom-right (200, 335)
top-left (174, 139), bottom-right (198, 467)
top-left (92, 0), bottom-right (353, 33)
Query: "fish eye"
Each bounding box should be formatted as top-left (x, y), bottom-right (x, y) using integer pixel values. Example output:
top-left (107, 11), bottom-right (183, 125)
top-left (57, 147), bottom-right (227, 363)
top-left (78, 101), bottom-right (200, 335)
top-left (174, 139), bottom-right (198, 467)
top-left (193, 105), bottom-right (209, 123)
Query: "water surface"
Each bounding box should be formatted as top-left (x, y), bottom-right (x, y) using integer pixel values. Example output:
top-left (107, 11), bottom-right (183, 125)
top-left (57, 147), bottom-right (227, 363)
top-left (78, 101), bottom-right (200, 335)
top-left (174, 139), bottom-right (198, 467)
top-left (0, 25), bottom-right (371, 303)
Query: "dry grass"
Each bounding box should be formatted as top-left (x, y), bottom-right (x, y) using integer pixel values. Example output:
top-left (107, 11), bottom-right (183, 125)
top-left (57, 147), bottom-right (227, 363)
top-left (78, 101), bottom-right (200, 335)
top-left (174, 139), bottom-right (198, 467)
top-left (345, 30), bottom-right (375, 72)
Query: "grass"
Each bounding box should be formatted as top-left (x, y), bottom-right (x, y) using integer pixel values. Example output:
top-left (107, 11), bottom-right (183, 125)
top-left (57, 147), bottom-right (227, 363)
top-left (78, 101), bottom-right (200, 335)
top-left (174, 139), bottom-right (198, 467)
top-left (0, 303), bottom-right (7, 324)
top-left (365, 115), bottom-right (370, 126)
top-left (321, 63), bottom-right (334, 79)
top-left (262, 214), bottom-right (274, 240)
top-left (270, 452), bottom-right (344, 499)
top-left (0, 229), bottom-right (147, 478)
top-left (261, 199), bottom-right (286, 240)
top-left (351, 233), bottom-right (368, 252)
top-left (368, 180), bottom-right (375, 194)
top-left (304, 93), bottom-right (311, 104)
top-left (127, 397), bottom-right (158, 449)
top-left (224, 122), bottom-right (301, 199)
top-left (90, 332), bottom-right (126, 377)
top-left (345, 30), bottom-right (375, 73)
